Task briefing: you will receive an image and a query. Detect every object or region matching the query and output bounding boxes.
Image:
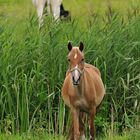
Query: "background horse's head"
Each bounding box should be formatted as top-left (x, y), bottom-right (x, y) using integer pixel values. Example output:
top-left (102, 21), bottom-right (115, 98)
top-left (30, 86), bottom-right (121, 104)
top-left (67, 42), bottom-right (85, 85)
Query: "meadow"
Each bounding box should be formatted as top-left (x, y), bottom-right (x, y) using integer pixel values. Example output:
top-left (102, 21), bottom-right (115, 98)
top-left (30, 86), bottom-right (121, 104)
top-left (0, 0), bottom-right (140, 139)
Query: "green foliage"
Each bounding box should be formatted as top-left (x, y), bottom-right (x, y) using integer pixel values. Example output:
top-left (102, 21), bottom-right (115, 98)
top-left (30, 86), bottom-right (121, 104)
top-left (0, 0), bottom-right (140, 139)
top-left (0, 130), bottom-right (140, 140)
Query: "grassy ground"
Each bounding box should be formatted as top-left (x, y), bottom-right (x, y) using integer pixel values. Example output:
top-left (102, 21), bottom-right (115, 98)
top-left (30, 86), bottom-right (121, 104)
top-left (0, 134), bottom-right (65, 140)
top-left (0, 130), bottom-right (140, 140)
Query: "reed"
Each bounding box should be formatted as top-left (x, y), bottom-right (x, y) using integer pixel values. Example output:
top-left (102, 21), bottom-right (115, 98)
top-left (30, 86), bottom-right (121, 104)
top-left (0, 0), bottom-right (140, 138)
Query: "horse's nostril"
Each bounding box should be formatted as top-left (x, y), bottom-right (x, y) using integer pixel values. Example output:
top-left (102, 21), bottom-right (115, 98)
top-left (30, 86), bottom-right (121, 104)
top-left (78, 76), bottom-right (80, 81)
top-left (72, 76), bottom-right (75, 82)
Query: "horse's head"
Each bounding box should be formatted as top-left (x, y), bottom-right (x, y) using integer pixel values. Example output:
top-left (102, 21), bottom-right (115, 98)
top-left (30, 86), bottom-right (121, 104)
top-left (67, 42), bottom-right (85, 85)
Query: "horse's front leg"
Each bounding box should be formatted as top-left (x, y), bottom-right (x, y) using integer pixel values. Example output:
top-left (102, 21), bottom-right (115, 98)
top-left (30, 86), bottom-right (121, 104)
top-left (79, 112), bottom-right (86, 140)
top-left (89, 106), bottom-right (96, 140)
top-left (71, 108), bottom-right (80, 140)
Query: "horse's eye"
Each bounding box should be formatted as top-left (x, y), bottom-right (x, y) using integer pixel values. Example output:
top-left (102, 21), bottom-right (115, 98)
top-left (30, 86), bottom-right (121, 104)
top-left (68, 59), bottom-right (70, 62)
top-left (81, 59), bottom-right (84, 62)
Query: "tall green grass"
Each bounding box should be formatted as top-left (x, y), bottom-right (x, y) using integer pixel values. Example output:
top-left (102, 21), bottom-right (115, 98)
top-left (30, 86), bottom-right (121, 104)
top-left (0, 0), bottom-right (140, 139)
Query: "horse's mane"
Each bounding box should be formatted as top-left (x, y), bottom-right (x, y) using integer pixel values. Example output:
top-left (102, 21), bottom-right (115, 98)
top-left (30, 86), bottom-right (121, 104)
top-left (84, 63), bottom-right (101, 77)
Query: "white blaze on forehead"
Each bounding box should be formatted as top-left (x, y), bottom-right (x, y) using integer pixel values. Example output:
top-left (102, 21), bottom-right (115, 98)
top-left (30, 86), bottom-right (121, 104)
top-left (74, 53), bottom-right (77, 59)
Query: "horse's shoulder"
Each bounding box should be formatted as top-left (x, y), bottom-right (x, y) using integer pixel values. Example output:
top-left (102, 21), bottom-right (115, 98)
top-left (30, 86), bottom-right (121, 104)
top-left (85, 63), bottom-right (101, 76)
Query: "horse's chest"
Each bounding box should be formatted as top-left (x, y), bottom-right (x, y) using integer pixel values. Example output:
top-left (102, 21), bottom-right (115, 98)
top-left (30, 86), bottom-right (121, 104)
top-left (74, 97), bottom-right (89, 112)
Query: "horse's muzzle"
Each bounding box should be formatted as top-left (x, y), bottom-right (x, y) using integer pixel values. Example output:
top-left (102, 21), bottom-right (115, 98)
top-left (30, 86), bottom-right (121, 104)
top-left (70, 67), bottom-right (83, 86)
top-left (72, 75), bottom-right (80, 85)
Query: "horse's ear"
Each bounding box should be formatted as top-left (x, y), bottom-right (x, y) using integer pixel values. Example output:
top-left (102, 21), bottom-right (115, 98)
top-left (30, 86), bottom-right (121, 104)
top-left (79, 42), bottom-right (84, 52)
top-left (68, 42), bottom-right (72, 51)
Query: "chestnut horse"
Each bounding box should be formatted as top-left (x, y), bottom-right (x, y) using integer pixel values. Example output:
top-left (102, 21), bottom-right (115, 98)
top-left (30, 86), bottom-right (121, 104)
top-left (62, 42), bottom-right (105, 140)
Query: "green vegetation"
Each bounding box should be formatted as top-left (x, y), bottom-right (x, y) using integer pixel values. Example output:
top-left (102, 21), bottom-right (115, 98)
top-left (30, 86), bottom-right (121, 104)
top-left (0, 130), bottom-right (140, 140)
top-left (0, 0), bottom-right (140, 139)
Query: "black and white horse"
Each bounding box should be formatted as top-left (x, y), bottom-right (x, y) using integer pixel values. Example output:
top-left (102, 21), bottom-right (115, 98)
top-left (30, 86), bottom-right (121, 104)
top-left (32, 0), bottom-right (70, 27)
